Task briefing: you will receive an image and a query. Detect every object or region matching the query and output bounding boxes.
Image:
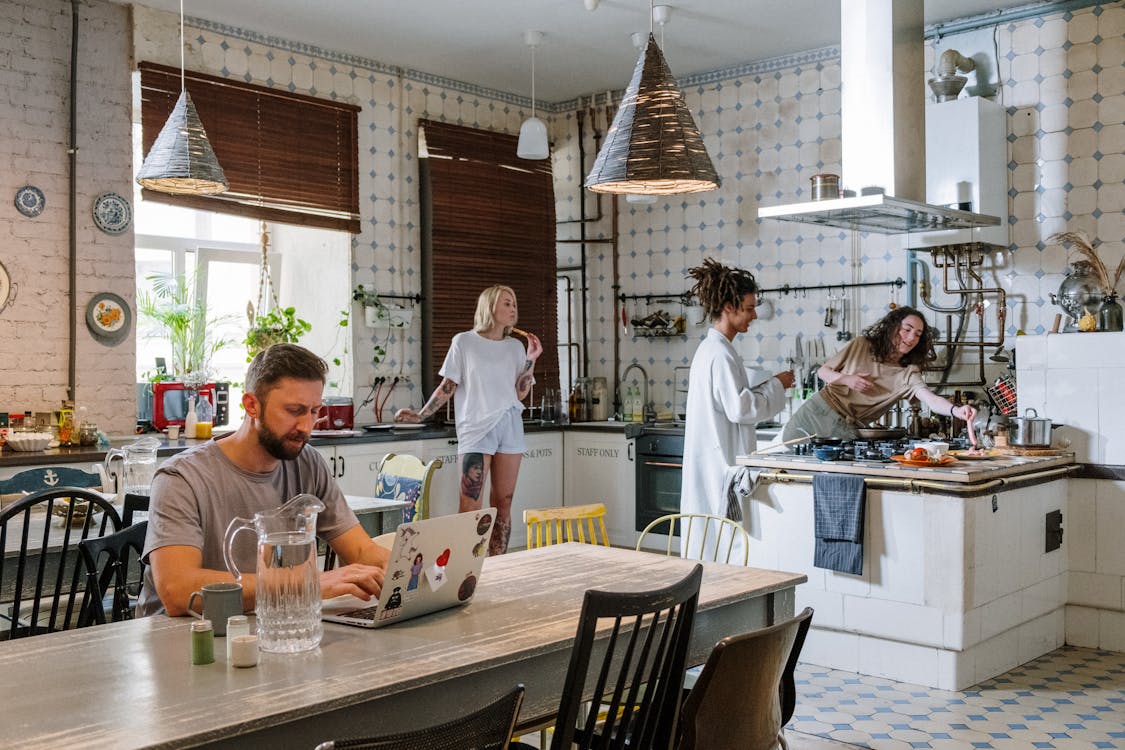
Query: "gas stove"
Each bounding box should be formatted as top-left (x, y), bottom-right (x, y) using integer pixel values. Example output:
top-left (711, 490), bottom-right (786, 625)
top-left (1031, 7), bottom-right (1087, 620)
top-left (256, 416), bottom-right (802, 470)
top-left (791, 437), bottom-right (973, 463)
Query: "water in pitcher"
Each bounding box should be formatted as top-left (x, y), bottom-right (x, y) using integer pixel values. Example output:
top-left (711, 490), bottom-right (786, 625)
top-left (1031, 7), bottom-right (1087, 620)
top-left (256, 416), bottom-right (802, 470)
top-left (255, 532), bottom-right (322, 653)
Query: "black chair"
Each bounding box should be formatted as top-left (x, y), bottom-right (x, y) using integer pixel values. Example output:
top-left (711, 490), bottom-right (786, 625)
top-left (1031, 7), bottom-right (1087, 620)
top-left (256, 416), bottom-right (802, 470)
top-left (122, 493), bottom-right (150, 526)
top-left (0, 487), bottom-right (123, 639)
top-left (546, 564), bottom-right (703, 750)
top-left (313, 684), bottom-right (525, 750)
top-left (676, 607), bottom-right (814, 750)
top-left (77, 521), bottom-right (148, 626)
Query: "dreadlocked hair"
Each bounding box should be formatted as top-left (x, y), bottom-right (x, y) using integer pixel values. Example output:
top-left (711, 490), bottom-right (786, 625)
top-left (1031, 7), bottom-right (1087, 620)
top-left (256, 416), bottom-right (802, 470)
top-left (687, 258), bottom-right (759, 322)
top-left (862, 306), bottom-right (936, 366)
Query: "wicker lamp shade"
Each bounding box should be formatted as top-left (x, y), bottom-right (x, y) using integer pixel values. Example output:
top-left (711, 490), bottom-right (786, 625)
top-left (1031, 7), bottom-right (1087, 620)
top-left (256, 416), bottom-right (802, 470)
top-left (585, 34), bottom-right (719, 195)
top-left (136, 90), bottom-right (229, 195)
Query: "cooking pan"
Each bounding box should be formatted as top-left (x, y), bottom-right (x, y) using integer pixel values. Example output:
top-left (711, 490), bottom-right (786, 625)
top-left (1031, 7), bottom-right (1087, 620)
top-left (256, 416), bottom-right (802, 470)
top-left (1009, 408), bottom-right (1059, 447)
top-left (855, 427), bottom-right (907, 440)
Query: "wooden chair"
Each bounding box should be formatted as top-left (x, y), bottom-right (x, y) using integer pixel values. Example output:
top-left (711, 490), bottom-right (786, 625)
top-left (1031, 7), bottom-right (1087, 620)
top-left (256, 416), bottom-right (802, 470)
top-left (637, 512), bottom-right (751, 565)
top-left (313, 684), bottom-right (524, 750)
top-left (0, 467), bottom-right (106, 510)
top-left (523, 503), bottom-right (610, 549)
top-left (677, 607), bottom-right (814, 750)
top-left (0, 487), bottom-right (123, 639)
top-left (77, 521), bottom-right (148, 626)
top-left (324, 453), bottom-right (441, 571)
top-left (547, 564), bottom-right (703, 750)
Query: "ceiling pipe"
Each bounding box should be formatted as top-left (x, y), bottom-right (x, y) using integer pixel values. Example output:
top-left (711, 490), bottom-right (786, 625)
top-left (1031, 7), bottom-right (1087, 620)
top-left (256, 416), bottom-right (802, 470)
top-left (67, 0), bottom-right (79, 404)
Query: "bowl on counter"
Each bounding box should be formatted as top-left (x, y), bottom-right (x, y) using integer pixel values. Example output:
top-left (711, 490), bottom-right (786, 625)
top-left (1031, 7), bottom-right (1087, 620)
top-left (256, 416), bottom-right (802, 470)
top-left (813, 446), bottom-right (845, 461)
top-left (5, 432), bottom-right (53, 452)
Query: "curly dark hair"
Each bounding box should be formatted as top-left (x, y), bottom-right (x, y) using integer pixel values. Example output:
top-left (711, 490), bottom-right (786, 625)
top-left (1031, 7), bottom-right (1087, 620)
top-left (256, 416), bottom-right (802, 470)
top-left (862, 306), bottom-right (936, 366)
top-left (687, 258), bottom-right (759, 321)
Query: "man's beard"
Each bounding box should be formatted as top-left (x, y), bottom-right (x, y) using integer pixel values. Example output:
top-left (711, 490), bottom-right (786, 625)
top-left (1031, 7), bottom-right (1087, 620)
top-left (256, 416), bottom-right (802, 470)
top-left (257, 418), bottom-right (307, 461)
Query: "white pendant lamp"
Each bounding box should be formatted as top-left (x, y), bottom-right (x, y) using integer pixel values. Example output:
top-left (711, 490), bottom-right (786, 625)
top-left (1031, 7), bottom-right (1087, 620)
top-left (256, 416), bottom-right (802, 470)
top-left (136, 0), bottom-right (228, 195)
top-left (517, 30), bottom-right (549, 160)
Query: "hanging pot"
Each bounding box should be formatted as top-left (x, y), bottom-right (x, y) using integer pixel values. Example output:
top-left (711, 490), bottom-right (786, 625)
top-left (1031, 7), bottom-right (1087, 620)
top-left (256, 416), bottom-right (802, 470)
top-left (1008, 408), bottom-right (1058, 448)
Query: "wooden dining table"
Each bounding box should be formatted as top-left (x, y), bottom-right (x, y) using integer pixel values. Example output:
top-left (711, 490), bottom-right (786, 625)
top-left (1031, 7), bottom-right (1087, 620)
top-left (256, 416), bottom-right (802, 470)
top-left (0, 543), bottom-right (805, 749)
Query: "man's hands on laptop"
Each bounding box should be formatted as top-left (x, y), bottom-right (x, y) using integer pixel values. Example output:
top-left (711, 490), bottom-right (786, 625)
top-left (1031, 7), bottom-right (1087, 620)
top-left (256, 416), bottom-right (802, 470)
top-left (321, 563), bottom-right (385, 600)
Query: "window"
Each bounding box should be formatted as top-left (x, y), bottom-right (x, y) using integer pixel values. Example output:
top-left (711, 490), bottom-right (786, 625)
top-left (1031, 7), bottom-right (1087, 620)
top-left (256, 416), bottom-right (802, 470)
top-left (138, 62), bottom-right (361, 232)
top-left (418, 120), bottom-right (559, 409)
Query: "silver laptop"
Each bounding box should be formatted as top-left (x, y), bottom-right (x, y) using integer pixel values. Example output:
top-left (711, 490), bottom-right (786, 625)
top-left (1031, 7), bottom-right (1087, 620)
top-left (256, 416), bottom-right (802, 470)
top-left (322, 508), bottom-right (495, 628)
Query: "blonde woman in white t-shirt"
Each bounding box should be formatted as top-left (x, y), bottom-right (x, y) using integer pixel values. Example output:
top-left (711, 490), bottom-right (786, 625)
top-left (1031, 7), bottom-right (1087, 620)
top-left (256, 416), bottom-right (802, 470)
top-left (395, 285), bottom-right (542, 555)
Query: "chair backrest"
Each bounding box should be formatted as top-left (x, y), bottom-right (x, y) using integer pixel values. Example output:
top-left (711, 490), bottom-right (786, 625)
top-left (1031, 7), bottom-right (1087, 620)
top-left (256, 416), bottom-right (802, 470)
top-left (0, 467), bottom-right (105, 507)
top-left (677, 607), bottom-right (814, 750)
top-left (122, 493), bottom-right (150, 527)
top-left (523, 503), bottom-right (610, 549)
top-left (550, 564), bottom-right (703, 750)
top-left (0, 487), bottom-right (124, 640)
top-left (637, 513), bottom-right (751, 565)
top-left (77, 521), bottom-right (148, 627)
top-left (313, 684), bottom-right (524, 750)
top-left (375, 453), bottom-right (442, 523)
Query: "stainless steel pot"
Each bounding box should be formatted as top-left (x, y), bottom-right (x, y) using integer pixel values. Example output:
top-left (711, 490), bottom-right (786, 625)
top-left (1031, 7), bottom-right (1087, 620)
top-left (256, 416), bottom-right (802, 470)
top-left (1009, 408), bottom-right (1056, 447)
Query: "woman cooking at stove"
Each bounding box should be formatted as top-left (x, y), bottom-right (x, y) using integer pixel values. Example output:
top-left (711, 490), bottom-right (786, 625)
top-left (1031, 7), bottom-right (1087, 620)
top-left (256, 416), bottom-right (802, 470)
top-left (781, 306), bottom-right (976, 442)
top-left (680, 259), bottom-right (795, 561)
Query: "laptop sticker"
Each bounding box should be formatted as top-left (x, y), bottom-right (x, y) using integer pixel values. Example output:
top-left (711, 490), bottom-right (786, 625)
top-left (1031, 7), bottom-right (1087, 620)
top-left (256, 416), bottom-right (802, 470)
top-left (407, 553), bottom-right (424, 591)
top-left (458, 572), bottom-right (478, 602)
top-left (379, 586), bottom-right (404, 621)
top-left (427, 548), bottom-right (451, 591)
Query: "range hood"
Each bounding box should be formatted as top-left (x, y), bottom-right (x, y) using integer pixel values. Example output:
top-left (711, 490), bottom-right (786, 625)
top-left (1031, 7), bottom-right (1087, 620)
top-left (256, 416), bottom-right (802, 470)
top-left (757, 0), bottom-right (1001, 235)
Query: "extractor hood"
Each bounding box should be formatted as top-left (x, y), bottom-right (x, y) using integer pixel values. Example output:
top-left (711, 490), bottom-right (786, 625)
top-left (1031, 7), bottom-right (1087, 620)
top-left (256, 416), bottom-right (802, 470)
top-left (757, 0), bottom-right (1001, 235)
top-left (757, 192), bottom-right (1000, 234)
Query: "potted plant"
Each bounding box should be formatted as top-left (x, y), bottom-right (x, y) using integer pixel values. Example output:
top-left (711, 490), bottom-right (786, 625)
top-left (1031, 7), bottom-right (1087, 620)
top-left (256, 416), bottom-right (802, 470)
top-left (244, 304), bottom-right (312, 360)
top-left (137, 272), bottom-right (235, 380)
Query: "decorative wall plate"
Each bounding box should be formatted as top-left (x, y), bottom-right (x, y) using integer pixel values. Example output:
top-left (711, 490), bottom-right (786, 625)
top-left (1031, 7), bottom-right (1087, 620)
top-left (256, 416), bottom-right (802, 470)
top-left (0, 260), bottom-right (14, 314)
top-left (92, 192), bottom-right (132, 234)
top-left (14, 186), bottom-right (45, 217)
top-left (86, 292), bottom-right (132, 344)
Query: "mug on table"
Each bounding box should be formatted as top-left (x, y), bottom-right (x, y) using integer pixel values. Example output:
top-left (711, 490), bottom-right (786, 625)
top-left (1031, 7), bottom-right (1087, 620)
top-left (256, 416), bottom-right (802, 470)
top-left (188, 582), bottom-right (244, 636)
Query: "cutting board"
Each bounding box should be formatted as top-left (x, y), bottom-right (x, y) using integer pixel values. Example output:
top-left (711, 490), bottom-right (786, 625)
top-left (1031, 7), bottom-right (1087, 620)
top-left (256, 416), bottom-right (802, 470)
top-left (991, 446), bottom-right (1069, 456)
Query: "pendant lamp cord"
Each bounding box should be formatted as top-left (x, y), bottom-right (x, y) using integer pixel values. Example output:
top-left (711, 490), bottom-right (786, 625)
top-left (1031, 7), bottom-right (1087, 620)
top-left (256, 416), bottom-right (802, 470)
top-left (179, 0), bottom-right (185, 94)
top-left (530, 43), bottom-right (536, 119)
top-left (254, 220), bottom-right (281, 321)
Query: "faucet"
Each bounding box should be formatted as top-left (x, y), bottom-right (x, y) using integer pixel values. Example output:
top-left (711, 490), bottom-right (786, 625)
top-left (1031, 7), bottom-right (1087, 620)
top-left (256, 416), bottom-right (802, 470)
top-left (619, 363), bottom-right (652, 423)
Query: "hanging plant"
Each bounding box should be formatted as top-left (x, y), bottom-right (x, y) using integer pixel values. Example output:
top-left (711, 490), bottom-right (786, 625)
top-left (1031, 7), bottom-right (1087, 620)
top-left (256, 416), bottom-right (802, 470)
top-left (244, 304), bottom-right (312, 360)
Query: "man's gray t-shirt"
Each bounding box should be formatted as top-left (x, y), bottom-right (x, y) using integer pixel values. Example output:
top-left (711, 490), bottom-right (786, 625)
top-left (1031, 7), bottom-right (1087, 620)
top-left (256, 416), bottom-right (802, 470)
top-left (137, 439), bottom-right (359, 616)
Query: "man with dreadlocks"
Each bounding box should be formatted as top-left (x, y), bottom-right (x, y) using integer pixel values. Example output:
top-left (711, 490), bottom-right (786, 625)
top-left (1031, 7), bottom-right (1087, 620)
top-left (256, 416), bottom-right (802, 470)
top-left (681, 259), bottom-right (795, 561)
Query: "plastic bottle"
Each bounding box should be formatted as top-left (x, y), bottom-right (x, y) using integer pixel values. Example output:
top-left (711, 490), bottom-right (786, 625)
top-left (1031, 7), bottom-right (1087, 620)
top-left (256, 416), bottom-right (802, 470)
top-left (632, 387), bottom-right (643, 423)
top-left (195, 395), bottom-right (214, 440)
top-left (184, 395), bottom-right (198, 440)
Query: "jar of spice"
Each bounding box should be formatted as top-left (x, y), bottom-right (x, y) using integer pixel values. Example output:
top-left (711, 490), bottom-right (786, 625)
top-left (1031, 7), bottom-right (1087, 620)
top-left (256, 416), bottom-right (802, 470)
top-left (191, 619), bottom-right (215, 665)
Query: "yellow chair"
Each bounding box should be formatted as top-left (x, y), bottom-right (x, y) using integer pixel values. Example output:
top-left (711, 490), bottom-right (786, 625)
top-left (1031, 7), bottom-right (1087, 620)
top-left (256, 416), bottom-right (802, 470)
top-left (523, 503), bottom-right (610, 549)
top-left (636, 512), bottom-right (750, 565)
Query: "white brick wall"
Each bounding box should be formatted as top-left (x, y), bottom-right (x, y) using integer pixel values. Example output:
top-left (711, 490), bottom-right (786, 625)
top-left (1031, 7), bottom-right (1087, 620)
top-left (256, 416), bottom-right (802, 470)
top-left (0, 0), bottom-right (135, 434)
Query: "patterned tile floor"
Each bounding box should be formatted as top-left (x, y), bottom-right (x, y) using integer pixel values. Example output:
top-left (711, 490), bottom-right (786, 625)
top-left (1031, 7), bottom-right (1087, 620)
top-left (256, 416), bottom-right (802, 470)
top-left (788, 646), bottom-right (1125, 750)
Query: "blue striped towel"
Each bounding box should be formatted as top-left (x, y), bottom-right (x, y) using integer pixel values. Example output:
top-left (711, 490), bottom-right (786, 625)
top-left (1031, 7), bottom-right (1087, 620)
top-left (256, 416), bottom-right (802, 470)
top-left (813, 473), bottom-right (866, 575)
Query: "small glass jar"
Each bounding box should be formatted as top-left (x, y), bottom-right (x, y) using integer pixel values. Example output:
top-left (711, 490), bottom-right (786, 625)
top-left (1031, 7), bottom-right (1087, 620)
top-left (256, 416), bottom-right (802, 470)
top-left (1098, 294), bottom-right (1123, 332)
top-left (78, 423), bottom-right (99, 446)
top-left (226, 615), bottom-right (250, 660)
top-left (191, 619), bottom-right (215, 665)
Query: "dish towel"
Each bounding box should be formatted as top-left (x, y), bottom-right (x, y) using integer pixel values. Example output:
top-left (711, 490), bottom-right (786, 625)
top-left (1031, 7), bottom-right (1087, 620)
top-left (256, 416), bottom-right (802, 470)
top-left (722, 466), bottom-right (761, 522)
top-left (813, 473), bottom-right (866, 575)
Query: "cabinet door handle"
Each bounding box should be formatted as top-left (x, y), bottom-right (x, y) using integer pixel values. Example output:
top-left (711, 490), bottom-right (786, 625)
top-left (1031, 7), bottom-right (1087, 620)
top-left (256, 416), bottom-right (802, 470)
top-left (627, 442), bottom-right (634, 462)
top-left (339, 455), bottom-right (346, 477)
top-left (330, 455), bottom-right (337, 476)
top-left (643, 460), bottom-right (682, 469)
top-left (448, 439), bottom-right (458, 446)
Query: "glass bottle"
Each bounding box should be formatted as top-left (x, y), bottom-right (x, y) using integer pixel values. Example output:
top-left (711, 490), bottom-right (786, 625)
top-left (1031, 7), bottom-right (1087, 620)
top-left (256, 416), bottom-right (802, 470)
top-left (1098, 294), bottom-right (1123, 332)
top-left (191, 619), bottom-right (215, 665)
top-left (195, 395), bottom-right (214, 440)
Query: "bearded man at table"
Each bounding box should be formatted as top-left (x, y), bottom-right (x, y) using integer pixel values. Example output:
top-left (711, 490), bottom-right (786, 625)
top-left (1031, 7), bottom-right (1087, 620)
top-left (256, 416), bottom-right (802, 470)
top-left (136, 344), bottom-right (388, 617)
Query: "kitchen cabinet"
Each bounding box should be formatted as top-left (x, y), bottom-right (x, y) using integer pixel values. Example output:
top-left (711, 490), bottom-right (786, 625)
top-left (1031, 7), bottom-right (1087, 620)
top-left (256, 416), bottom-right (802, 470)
top-left (421, 432), bottom-right (563, 551)
top-left (563, 429), bottom-right (636, 547)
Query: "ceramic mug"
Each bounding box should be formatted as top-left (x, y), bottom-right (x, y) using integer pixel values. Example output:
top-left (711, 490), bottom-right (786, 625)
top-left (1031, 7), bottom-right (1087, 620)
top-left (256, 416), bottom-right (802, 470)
top-left (188, 582), bottom-right (244, 636)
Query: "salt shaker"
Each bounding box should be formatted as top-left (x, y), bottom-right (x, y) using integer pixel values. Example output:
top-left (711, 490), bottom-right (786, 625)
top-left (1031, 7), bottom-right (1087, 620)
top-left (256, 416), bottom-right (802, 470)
top-left (191, 619), bottom-right (215, 665)
top-left (226, 615), bottom-right (250, 660)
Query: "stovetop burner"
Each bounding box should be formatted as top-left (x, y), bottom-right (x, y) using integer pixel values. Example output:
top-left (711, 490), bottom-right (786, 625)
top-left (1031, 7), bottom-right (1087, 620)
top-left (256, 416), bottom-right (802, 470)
top-left (790, 436), bottom-right (971, 462)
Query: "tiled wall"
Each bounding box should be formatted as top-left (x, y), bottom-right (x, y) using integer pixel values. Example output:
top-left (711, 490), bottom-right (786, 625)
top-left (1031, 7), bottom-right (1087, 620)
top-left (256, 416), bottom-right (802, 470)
top-left (1017, 332), bottom-right (1125, 652)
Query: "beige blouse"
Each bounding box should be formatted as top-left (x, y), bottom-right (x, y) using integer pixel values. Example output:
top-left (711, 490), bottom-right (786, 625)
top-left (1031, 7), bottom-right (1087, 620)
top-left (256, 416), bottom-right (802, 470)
top-left (818, 336), bottom-right (926, 424)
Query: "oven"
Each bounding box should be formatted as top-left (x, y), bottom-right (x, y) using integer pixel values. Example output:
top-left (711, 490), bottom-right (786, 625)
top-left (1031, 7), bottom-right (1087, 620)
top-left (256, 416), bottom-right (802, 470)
top-left (634, 432), bottom-right (684, 536)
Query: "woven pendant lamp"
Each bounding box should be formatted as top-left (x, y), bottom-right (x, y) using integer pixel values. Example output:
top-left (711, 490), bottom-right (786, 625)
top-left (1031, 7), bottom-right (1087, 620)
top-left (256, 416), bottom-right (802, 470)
top-left (585, 32), bottom-right (718, 195)
top-left (136, 0), bottom-right (228, 195)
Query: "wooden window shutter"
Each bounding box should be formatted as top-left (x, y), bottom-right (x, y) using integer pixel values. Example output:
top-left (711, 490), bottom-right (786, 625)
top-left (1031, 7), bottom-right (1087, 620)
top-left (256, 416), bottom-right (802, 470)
top-left (419, 120), bottom-right (559, 408)
top-left (138, 62), bottom-right (361, 232)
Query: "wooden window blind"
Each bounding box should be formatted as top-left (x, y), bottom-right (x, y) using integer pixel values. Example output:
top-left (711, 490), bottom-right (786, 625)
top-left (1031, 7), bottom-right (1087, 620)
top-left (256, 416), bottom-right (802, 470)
top-left (419, 120), bottom-right (559, 407)
top-left (138, 62), bottom-right (361, 233)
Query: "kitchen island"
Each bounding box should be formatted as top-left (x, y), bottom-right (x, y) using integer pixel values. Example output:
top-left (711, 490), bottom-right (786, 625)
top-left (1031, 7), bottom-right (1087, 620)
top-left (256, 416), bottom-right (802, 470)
top-left (737, 449), bottom-right (1076, 690)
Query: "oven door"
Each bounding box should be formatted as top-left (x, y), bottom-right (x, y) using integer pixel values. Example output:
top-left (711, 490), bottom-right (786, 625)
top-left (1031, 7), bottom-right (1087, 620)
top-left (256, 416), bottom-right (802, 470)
top-left (634, 434), bottom-right (684, 535)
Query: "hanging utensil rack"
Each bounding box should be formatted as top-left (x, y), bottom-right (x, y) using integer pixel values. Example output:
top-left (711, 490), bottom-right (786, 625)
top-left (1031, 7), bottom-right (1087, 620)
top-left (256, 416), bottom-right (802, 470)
top-left (619, 277), bottom-right (905, 304)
